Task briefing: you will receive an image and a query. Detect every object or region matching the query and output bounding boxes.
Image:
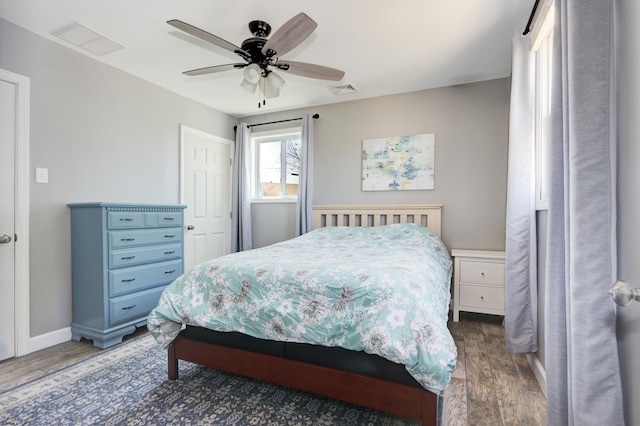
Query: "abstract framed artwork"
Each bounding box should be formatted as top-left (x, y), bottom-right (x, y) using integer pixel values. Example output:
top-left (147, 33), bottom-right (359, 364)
top-left (361, 133), bottom-right (435, 191)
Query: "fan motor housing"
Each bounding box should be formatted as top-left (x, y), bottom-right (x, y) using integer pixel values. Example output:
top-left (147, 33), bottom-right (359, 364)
top-left (241, 37), bottom-right (267, 63)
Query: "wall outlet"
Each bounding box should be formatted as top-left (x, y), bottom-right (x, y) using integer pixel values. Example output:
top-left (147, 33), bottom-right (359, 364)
top-left (35, 167), bottom-right (48, 184)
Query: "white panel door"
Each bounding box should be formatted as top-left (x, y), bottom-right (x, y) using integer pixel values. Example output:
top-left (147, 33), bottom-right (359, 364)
top-left (0, 78), bottom-right (16, 361)
top-left (182, 127), bottom-right (232, 271)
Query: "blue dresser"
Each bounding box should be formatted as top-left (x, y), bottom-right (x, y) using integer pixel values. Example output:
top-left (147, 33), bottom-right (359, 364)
top-left (68, 203), bottom-right (186, 348)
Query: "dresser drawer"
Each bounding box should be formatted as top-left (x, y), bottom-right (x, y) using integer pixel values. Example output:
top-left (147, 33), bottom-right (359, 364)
top-left (459, 284), bottom-right (505, 310)
top-left (109, 259), bottom-right (182, 297)
top-left (143, 211), bottom-right (182, 227)
top-left (108, 211), bottom-right (144, 229)
top-left (109, 243), bottom-right (182, 269)
top-left (108, 211), bottom-right (182, 229)
top-left (109, 286), bottom-right (166, 326)
top-left (109, 228), bottom-right (182, 249)
top-left (458, 260), bottom-right (505, 286)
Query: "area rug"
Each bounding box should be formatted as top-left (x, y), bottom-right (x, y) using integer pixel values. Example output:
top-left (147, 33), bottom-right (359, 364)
top-left (0, 335), bottom-right (418, 425)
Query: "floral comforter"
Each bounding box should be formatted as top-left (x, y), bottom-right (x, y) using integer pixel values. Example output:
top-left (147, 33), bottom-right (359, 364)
top-left (147, 223), bottom-right (457, 394)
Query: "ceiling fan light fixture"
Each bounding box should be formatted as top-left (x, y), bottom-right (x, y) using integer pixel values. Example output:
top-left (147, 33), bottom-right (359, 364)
top-left (266, 71), bottom-right (286, 93)
top-left (259, 78), bottom-right (280, 99)
top-left (243, 63), bottom-right (261, 84)
top-left (240, 78), bottom-right (258, 94)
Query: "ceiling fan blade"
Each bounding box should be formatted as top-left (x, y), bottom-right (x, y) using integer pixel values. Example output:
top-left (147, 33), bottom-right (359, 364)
top-left (168, 19), bottom-right (250, 58)
top-left (279, 61), bottom-right (345, 81)
top-left (183, 63), bottom-right (245, 76)
top-left (261, 13), bottom-right (317, 58)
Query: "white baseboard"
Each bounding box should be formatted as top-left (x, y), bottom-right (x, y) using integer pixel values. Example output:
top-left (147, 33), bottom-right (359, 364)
top-left (526, 353), bottom-right (547, 397)
top-left (22, 327), bottom-right (72, 356)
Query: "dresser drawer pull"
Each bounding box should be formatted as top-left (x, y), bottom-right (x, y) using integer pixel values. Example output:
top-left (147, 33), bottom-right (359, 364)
top-left (120, 238), bottom-right (135, 242)
top-left (121, 278), bottom-right (136, 282)
top-left (119, 218), bottom-right (135, 222)
top-left (121, 305), bottom-right (137, 310)
top-left (164, 235), bottom-right (176, 238)
top-left (163, 217), bottom-right (176, 221)
top-left (164, 251), bottom-right (176, 255)
top-left (121, 256), bottom-right (136, 260)
top-left (164, 269), bottom-right (176, 274)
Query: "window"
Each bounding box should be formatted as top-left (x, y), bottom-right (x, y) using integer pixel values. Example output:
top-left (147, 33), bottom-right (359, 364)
top-left (251, 127), bottom-right (302, 201)
top-left (531, 2), bottom-right (554, 210)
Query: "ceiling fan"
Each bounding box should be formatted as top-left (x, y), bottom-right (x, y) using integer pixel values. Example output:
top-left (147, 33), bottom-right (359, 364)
top-left (168, 12), bottom-right (345, 104)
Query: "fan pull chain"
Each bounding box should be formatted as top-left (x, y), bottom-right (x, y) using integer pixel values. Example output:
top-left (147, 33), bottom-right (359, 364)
top-left (258, 76), bottom-right (266, 109)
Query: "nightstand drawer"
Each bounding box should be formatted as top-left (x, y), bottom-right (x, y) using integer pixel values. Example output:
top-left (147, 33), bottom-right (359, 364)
top-left (459, 284), bottom-right (505, 310)
top-left (109, 243), bottom-right (182, 268)
top-left (458, 260), bottom-right (505, 286)
top-left (109, 286), bottom-right (166, 326)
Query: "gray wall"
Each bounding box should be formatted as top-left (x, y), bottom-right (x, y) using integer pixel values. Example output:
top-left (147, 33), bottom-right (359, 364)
top-left (0, 19), bottom-right (237, 336)
top-left (247, 78), bottom-right (511, 252)
top-left (251, 202), bottom-right (297, 248)
top-left (615, 0), bottom-right (640, 424)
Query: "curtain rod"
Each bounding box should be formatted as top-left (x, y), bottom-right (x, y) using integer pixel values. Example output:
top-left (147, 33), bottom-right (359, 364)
top-left (234, 113), bottom-right (319, 132)
top-left (522, 0), bottom-right (541, 36)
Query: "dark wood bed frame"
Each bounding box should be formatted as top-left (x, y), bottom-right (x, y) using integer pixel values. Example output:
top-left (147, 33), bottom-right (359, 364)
top-left (168, 336), bottom-right (439, 425)
top-left (166, 205), bottom-right (446, 425)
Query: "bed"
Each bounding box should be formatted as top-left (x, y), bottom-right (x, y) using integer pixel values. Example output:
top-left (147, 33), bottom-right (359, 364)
top-left (147, 204), bottom-right (455, 425)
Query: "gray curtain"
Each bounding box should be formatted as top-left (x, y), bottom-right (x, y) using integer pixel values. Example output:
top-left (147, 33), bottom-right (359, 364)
top-left (504, 32), bottom-right (538, 353)
top-left (295, 114), bottom-right (314, 236)
top-left (545, 1), bottom-right (623, 424)
top-left (231, 123), bottom-right (252, 252)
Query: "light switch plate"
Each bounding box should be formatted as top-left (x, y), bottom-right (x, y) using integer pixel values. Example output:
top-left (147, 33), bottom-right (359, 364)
top-left (35, 167), bottom-right (48, 183)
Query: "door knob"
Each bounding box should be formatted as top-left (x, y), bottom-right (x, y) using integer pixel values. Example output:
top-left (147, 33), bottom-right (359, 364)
top-left (609, 280), bottom-right (640, 306)
top-left (0, 234), bottom-right (12, 244)
top-left (186, 225), bottom-right (195, 231)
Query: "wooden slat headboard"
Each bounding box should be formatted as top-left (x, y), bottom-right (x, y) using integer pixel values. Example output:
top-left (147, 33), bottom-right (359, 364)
top-left (312, 204), bottom-right (443, 237)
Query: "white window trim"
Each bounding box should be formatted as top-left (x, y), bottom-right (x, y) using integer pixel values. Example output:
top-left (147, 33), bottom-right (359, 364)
top-left (251, 198), bottom-right (297, 204)
top-left (531, 0), bottom-right (554, 211)
top-left (530, 0), bottom-right (554, 51)
top-left (250, 126), bottom-right (301, 203)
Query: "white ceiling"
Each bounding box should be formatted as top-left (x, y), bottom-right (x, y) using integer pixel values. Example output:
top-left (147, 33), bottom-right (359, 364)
top-left (0, 0), bottom-right (532, 118)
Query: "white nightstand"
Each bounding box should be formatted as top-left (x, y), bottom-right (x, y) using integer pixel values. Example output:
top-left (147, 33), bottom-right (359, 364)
top-left (451, 249), bottom-right (506, 322)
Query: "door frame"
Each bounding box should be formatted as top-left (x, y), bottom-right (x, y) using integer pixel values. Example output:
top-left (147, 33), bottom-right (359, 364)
top-left (178, 124), bottom-right (234, 266)
top-left (1, 68), bottom-right (30, 357)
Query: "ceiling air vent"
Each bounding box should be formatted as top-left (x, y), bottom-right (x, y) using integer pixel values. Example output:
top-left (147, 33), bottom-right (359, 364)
top-left (328, 83), bottom-right (358, 96)
top-left (53, 22), bottom-right (124, 56)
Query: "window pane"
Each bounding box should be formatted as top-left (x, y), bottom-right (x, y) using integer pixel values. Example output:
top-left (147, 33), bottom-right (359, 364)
top-left (259, 141), bottom-right (282, 197)
top-left (251, 129), bottom-right (302, 200)
top-left (285, 139), bottom-right (301, 197)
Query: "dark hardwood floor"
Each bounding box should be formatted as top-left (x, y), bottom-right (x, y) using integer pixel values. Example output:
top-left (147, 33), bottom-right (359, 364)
top-left (0, 314), bottom-right (546, 425)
